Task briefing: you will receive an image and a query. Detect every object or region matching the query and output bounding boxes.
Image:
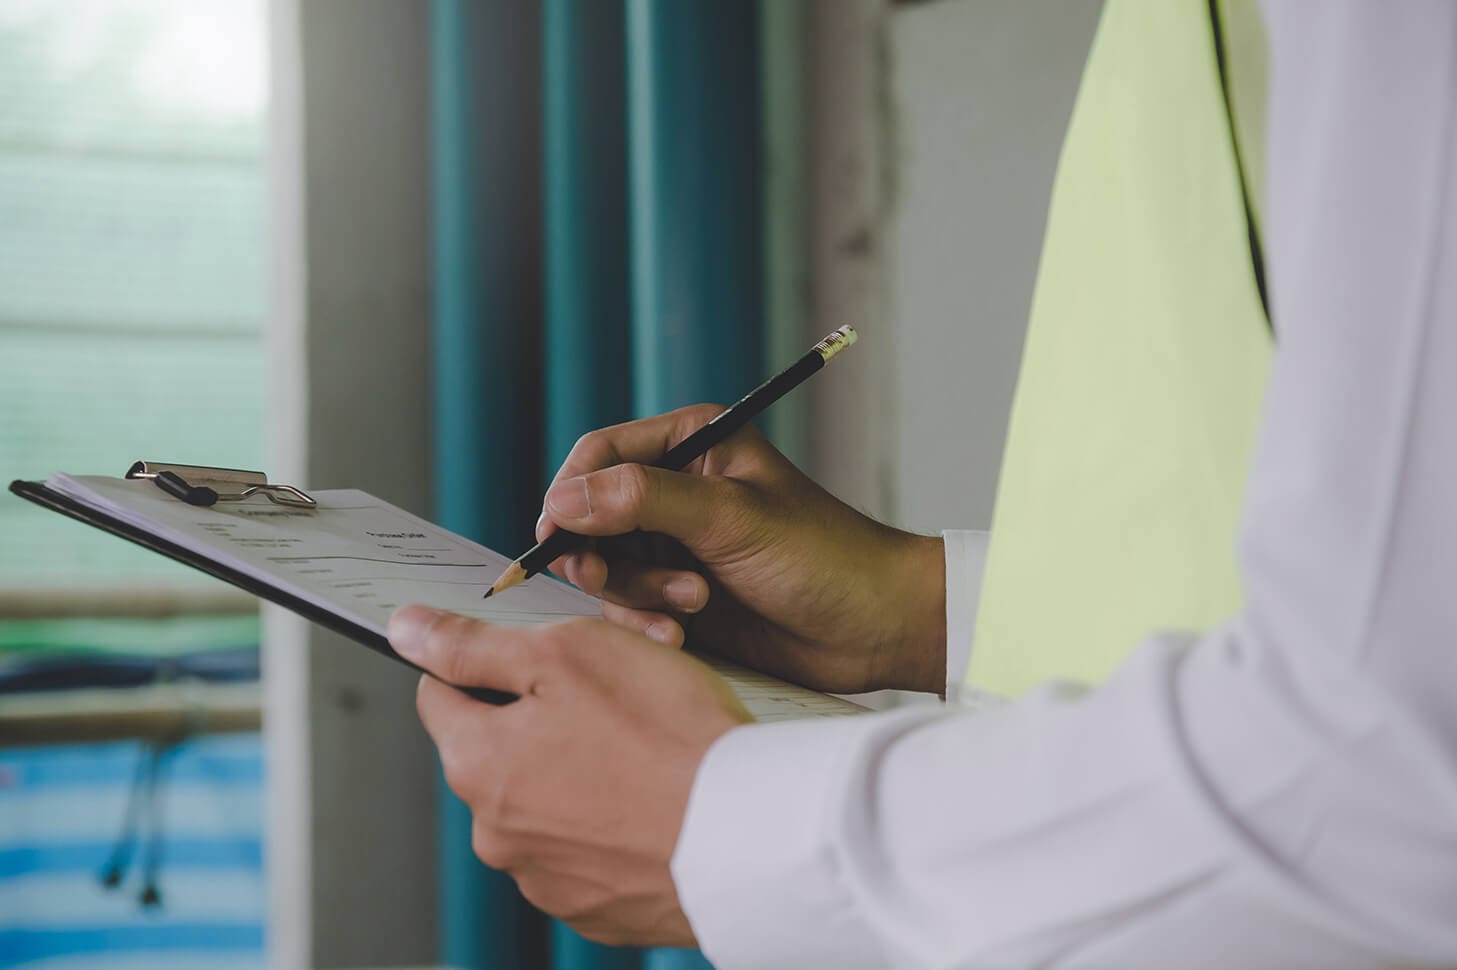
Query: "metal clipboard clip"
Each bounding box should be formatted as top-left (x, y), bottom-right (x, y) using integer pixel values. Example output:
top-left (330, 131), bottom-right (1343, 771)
top-left (126, 461), bottom-right (317, 510)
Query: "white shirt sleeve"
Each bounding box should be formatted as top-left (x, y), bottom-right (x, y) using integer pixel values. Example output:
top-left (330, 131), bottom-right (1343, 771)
top-left (670, 3), bottom-right (1457, 967)
top-left (941, 529), bottom-right (989, 696)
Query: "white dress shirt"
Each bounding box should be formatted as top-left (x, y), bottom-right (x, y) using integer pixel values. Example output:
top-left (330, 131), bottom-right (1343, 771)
top-left (670, 3), bottom-right (1457, 967)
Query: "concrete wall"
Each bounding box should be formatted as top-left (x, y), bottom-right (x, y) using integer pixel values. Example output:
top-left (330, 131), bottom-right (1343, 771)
top-left (805, 0), bottom-right (897, 521)
top-left (809, 0), bottom-right (1102, 534)
top-left (885, 0), bottom-right (1103, 534)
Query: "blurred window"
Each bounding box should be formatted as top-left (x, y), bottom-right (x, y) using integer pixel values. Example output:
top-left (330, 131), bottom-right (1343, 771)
top-left (0, 0), bottom-right (266, 589)
top-left (0, 3), bottom-right (268, 968)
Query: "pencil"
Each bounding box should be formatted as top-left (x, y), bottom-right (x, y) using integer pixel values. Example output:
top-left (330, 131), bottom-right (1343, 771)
top-left (485, 325), bottom-right (859, 598)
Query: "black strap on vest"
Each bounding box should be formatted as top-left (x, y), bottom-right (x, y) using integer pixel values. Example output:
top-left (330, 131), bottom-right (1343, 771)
top-left (1208, 0), bottom-right (1272, 331)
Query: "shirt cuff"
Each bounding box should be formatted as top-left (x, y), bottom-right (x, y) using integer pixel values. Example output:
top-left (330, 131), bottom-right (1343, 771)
top-left (942, 529), bottom-right (990, 696)
top-left (670, 715), bottom-right (905, 970)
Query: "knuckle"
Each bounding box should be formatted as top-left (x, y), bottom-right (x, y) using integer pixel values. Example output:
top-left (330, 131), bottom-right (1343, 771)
top-left (555, 617), bottom-right (602, 647)
top-left (471, 820), bottom-right (514, 871)
top-left (597, 600), bottom-right (638, 629)
top-left (567, 429), bottom-right (617, 472)
top-left (683, 402), bottom-right (727, 423)
top-left (519, 877), bottom-right (596, 927)
top-left (441, 754), bottom-right (467, 797)
top-left (709, 474), bottom-right (753, 519)
top-left (531, 627), bottom-right (575, 671)
top-left (516, 875), bottom-right (568, 919)
top-left (616, 463), bottom-right (653, 512)
top-left (589, 926), bottom-right (630, 948)
top-left (571, 430), bottom-right (602, 461)
top-left (529, 619), bottom-right (601, 678)
top-left (439, 743), bottom-right (477, 803)
top-left (702, 478), bottom-right (768, 548)
top-left (424, 613), bottom-right (476, 682)
top-left (714, 474), bottom-right (752, 506)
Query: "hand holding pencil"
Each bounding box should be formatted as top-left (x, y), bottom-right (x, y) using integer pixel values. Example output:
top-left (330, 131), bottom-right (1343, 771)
top-left (487, 326), bottom-right (858, 598)
top-left (502, 327), bottom-right (950, 696)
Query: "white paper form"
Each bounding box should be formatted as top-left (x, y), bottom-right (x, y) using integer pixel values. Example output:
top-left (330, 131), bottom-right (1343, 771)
top-left (49, 474), bottom-right (595, 636)
top-left (695, 654), bottom-right (866, 721)
top-left (46, 475), bottom-right (867, 720)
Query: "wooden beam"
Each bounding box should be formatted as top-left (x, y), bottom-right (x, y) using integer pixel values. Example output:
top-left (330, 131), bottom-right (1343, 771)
top-left (0, 588), bottom-right (256, 620)
top-left (0, 681), bottom-right (261, 748)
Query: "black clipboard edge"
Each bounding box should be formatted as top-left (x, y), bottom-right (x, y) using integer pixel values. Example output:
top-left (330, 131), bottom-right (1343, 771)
top-left (8, 479), bottom-right (514, 706)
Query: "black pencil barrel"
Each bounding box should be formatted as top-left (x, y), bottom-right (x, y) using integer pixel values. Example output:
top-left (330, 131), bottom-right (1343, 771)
top-left (658, 351), bottom-right (822, 468)
top-left (517, 531), bottom-right (577, 578)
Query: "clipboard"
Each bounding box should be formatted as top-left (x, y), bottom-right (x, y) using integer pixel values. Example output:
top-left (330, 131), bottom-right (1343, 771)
top-left (12, 463), bottom-right (873, 722)
top-left (8, 464), bottom-right (514, 706)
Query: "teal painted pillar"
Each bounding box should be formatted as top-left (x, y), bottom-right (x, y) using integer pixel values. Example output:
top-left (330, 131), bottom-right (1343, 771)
top-left (628, 2), bottom-right (763, 968)
top-left (627, 0), bottom-right (765, 420)
top-left (543, 1), bottom-right (640, 967)
top-left (543, 0), bottom-right (635, 476)
top-left (432, 1), bottom-right (546, 967)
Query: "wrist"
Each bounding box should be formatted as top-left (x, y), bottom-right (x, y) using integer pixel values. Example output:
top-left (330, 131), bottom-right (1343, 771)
top-left (871, 531), bottom-right (946, 693)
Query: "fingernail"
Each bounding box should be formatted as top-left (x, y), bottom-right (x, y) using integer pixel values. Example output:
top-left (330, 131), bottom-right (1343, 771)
top-left (545, 477), bottom-right (591, 520)
top-left (647, 619), bottom-right (679, 644)
top-left (535, 510), bottom-right (549, 541)
top-left (665, 576), bottom-right (704, 612)
top-left (388, 605), bottom-right (441, 660)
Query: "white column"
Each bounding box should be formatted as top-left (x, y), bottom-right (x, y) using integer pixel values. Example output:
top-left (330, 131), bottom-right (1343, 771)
top-left (807, 0), bottom-right (894, 520)
top-left (265, 1), bottom-right (438, 966)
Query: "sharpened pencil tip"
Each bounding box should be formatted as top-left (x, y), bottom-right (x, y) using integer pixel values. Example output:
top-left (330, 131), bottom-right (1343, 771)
top-left (485, 561), bottom-right (529, 599)
top-left (482, 588), bottom-right (494, 600)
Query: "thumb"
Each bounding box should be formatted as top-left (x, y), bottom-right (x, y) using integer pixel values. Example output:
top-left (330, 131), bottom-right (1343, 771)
top-left (543, 464), bottom-right (748, 549)
top-left (388, 606), bottom-right (535, 695)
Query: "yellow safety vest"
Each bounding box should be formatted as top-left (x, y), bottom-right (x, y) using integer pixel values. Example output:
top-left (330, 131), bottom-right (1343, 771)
top-left (968, 0), bottom-right (1272, 695)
